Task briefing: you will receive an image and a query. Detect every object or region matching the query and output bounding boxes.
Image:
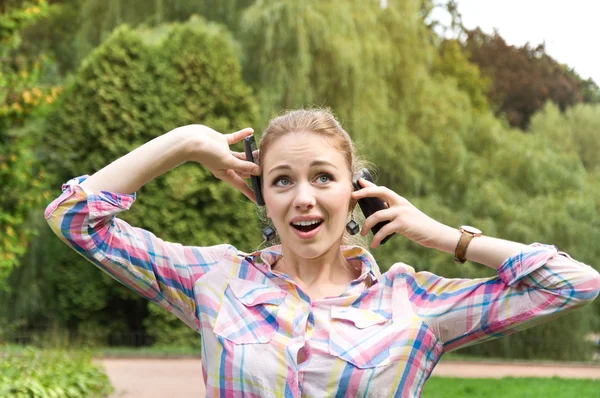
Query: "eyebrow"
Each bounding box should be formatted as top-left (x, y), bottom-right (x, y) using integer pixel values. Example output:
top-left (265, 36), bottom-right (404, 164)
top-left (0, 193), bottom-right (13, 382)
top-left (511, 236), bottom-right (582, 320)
top-left (267, 160), bottom-right (338, 176)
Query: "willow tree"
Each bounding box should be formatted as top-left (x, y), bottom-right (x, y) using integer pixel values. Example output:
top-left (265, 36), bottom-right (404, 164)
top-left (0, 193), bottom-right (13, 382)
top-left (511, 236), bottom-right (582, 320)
top-left (527, 102), bottom-right (600, 263)
top-left (240, 0), bottom-right (437, 190)
top-left (42, 0), bottom-right (256, 74)
top-left (239, 0), bottom-right (474, 263)
top-left (237, 0), bottom-right (599, 360)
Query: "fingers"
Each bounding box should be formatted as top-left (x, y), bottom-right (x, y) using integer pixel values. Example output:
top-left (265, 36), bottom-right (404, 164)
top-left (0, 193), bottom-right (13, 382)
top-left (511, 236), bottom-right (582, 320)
top-left (220, 169), bottom-right (257, 203)
top-left (352, 178), bottom-right (379, 193)
top-left (235, 170), bottom-right (252, 179)
top-left (352, 187), bottom-right (391, 207)
top-left (370, 223), bottom-right (396, 249)
top-left (230, 151), bottom-right (246, 161)
top-left (225, 156), bottom-right (255, 178)
top-left (226, 154), bottom-right (261, 175)
top-left (226, 127), bottom-right (254, 146)
top-left (231, 150), bottom-right (260, 163)
top-left (357, 177), bottom-right (375, 188)
top-left (351, 179), bottom-right (397, 207)
top-left (360, 208), bottom-right (396, 237)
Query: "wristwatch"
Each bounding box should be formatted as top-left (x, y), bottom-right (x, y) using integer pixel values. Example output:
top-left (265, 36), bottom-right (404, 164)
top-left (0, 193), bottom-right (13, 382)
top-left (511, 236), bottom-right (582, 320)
top-left (454, 225), bottom-right (482, 264)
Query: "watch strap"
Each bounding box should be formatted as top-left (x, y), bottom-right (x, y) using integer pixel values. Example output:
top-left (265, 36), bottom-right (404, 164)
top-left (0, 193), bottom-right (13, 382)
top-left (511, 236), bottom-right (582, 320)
top-left (454, 229), bottom-right (479, 264)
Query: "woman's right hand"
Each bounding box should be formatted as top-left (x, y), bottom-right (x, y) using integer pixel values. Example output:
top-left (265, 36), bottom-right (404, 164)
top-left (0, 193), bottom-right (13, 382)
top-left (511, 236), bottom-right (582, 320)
top-left (183, 125), bottom-right (261, 203)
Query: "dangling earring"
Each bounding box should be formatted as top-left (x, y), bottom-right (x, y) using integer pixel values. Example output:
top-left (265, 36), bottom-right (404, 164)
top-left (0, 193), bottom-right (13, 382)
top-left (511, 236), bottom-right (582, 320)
top-left (262, 226), bottom-right (276, 241)
top-left (345, 211), bottom-right (360, 235)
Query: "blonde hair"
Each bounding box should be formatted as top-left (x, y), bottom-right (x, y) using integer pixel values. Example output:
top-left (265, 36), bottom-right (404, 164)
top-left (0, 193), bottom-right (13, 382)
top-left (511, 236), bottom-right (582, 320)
top-left (257, 108), bottom-right (372, 248)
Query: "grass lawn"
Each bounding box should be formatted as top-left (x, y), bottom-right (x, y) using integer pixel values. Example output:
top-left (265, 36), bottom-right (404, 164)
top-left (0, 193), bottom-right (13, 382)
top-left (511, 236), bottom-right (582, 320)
top-left (441, 352), bottom-right (600, 366)
top-left (422, 376), bottom-right (600, 397)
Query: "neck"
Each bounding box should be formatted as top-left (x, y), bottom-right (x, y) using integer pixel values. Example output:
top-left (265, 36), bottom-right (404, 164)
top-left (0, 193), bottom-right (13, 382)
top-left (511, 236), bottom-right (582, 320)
top-left (276, 243), bottom-right (356, 288)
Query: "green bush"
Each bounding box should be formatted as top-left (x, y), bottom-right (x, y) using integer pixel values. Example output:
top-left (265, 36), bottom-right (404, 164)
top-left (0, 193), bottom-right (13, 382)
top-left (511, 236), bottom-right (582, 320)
top-left (143, 302), bottom-right (201, 349)
top-left (35, 18), bottom-right (260, 346)
top-left (0, 346), bottom-right (112, 398)
top-left (44, 18), bottom-right (259, 248)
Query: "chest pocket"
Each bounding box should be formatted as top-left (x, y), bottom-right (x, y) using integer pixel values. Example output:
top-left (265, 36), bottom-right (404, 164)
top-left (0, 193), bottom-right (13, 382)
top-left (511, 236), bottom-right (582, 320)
top-left (329, 306), bottom-right (393, 369)
top-left (213, 278), bottom-right (286, 344)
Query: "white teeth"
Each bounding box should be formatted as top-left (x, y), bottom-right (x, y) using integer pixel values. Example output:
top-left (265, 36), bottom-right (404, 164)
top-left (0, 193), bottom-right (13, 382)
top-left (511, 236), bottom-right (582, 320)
top-left (292, 220), bottom-right (322, 226)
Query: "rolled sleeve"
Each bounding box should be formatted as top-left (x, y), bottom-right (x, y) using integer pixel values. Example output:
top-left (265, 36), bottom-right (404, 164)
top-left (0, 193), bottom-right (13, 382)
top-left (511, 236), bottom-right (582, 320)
top-left (45, 175), bottom-right (236, 332)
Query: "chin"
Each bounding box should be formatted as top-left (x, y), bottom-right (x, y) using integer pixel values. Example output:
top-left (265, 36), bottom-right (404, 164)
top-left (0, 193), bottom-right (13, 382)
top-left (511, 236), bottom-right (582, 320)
top-left (284, 237), bottom-right (342, 259)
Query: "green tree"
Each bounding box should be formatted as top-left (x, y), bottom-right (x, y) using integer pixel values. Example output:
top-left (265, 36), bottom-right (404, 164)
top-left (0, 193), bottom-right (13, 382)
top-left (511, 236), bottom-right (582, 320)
top-left (5, 17), bottom-right (260, 345)
top-left (44, 20), bottom-right (259, 247)
top-left (528, 102), bottom-right (600, 259)
top-left (24, 0), bottom-right (256, 75)
top-left (0, 0), bottom-right (59, 282)
top-left (565, 104), bottom-right (600, 172)
top-left (579, 77), bottom-right (600, 103)
top-left (16, 0), bottom-right (84, 75)
top-left (433, 39), bottom-right (490, 113)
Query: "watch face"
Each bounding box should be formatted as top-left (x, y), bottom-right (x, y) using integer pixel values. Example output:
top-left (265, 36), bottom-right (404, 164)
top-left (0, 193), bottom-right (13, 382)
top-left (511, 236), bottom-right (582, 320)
top-left (461, 225), bottom-right (482, 235)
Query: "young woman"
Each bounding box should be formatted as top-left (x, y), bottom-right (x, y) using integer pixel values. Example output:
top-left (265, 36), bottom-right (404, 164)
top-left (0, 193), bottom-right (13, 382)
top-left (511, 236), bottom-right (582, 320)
top-left (46, 109), bottom-right (600, 397)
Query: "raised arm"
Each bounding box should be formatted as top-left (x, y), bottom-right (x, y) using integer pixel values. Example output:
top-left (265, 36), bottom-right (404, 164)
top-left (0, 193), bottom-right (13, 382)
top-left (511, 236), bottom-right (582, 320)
top-left (45, 125), bottom-right (261, 330)
top-left (79, 125), bottom-right (260, 197)
top-left (352, 178), bottom-right (600, 352)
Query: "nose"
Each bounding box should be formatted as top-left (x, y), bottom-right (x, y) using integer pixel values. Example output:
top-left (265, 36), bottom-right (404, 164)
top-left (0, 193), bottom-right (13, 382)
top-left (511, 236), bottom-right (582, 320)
top-left (293, 182), bottom-right (316, 210)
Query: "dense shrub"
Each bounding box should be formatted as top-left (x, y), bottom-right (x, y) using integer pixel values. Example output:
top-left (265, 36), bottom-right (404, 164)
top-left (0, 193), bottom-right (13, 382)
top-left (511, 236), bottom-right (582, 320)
top-left (45, 18), bottom-right (259, 247)
top-left (0, 346), bottom-right (113, 398)
top-left (30, 17), bottom-right (260, 346)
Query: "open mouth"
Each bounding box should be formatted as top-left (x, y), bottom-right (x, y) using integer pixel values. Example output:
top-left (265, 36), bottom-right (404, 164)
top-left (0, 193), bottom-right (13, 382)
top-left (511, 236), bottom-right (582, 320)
top-left (291, 220), bottom-right (323, 233)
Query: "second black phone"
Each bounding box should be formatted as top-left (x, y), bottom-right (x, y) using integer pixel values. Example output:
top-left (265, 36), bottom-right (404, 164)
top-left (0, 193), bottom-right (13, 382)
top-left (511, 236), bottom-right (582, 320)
top-left (243, 135), bottom-right (265, 206)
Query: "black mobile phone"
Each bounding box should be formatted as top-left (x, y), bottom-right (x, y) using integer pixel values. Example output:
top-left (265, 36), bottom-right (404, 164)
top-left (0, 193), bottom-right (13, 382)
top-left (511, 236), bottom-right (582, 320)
top-left (352, 168), bottom-right (393, 245)
top-left (243, 135), bottom-right (265, 206)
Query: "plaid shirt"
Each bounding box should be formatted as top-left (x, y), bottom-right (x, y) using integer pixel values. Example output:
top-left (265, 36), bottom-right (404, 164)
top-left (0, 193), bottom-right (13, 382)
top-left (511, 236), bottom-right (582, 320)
top-left (45, 176), bottom-right (600, 398)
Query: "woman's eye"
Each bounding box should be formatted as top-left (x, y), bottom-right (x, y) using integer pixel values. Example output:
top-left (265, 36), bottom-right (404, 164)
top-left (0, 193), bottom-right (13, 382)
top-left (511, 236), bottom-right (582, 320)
top-left (317, 174), bottom-right (332, 184)
top-left (273, 174), bottom-right (332, 186)
top-left (274, 177), bottom-right (290, 187)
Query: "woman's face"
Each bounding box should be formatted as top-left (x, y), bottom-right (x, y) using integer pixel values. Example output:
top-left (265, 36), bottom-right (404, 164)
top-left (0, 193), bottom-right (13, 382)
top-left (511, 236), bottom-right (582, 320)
top-left (262, 131), bottom-right (353, 259)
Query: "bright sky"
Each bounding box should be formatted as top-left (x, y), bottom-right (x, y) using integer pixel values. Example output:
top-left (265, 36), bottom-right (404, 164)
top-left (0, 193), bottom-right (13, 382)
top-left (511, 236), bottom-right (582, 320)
top-left (433, 0), bottom-right (600, 83)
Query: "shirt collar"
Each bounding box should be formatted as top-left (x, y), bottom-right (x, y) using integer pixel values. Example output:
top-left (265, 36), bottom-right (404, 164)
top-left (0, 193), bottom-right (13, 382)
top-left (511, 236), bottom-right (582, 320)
top-left (240, 245), bottom-right (381, 284)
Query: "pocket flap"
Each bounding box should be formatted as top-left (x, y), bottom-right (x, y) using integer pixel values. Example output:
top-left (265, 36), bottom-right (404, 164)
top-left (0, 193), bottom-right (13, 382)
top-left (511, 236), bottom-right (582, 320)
top-left (228, 278), bottom-right (286, 307)
top-left (331, 306), bottom-right (391, 329)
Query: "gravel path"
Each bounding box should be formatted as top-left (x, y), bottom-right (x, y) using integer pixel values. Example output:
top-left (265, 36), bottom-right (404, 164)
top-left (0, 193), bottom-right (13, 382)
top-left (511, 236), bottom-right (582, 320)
top-left (98, 358), bottom-right (600, 398)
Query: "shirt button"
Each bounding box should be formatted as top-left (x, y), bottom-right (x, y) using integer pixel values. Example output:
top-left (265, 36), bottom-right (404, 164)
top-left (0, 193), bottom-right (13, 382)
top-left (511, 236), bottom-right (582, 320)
top-left (247, 298), bottom-right (255, 304)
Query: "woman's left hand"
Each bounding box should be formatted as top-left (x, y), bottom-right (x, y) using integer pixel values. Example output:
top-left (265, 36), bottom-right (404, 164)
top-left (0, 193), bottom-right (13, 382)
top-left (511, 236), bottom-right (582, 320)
top-left (351, 178), bottom-right (448, 249)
